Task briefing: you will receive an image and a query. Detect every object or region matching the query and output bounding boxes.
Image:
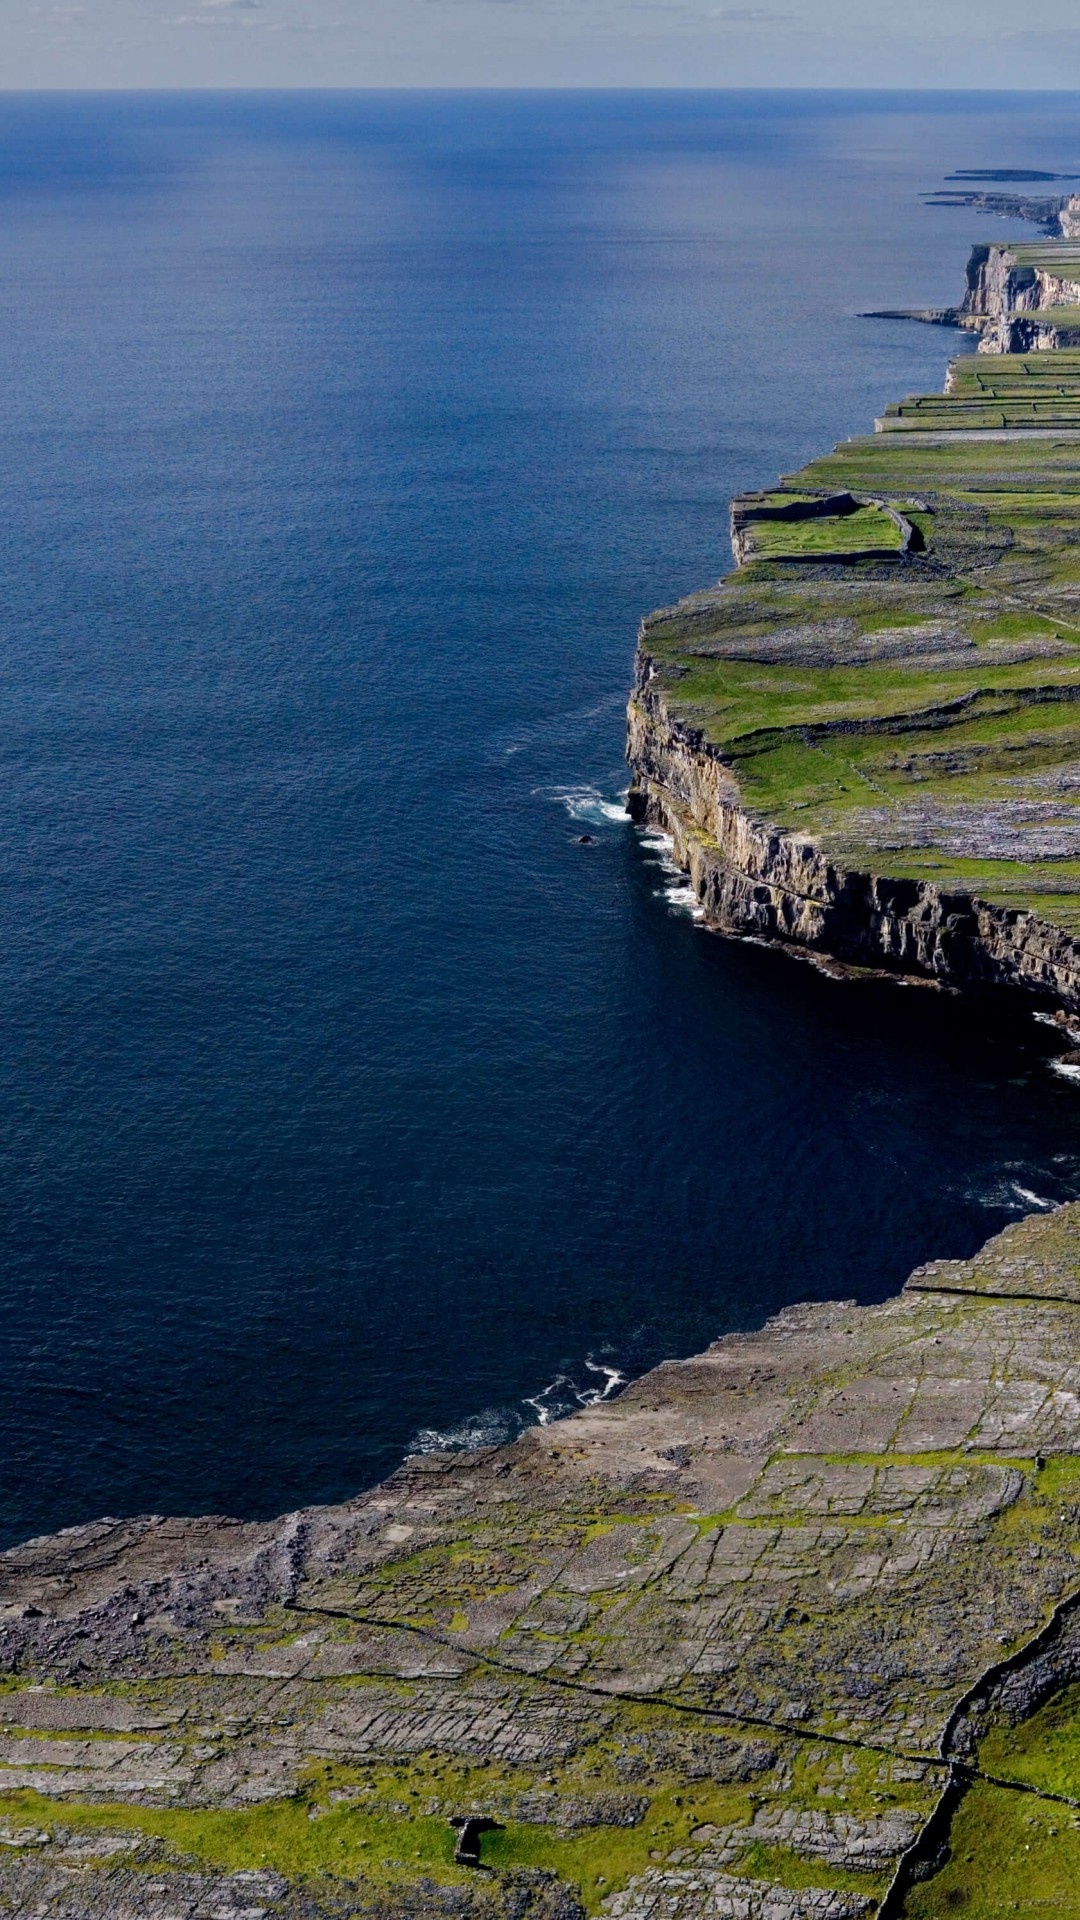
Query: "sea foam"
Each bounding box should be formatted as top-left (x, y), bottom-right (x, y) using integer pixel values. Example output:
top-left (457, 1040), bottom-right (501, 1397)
top-left (542, 784), bottom-right (631, 826)
top-left (411, 1355), bottom-right (627, 1455)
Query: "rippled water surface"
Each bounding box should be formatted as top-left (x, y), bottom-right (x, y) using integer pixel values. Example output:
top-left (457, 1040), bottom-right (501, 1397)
top-left (5, 90), bottom-right (1080, 1546)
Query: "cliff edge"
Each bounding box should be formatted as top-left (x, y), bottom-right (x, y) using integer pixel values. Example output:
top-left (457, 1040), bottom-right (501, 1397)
top-left (7, 1208), bottom-right (1080, 1915)
top-left (628, 346), bottom-right (1080, 1010)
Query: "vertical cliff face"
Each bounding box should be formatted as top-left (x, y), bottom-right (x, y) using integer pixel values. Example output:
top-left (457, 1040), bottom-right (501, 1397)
top-left (626, 663), bottom-right (1080, 1009)
top-left (624, 312), bottom-right (1080, 1013)
top-left (959, 241), bottom-right (1080, 350)
top-left (961, 242), bottom-right (1035, 351)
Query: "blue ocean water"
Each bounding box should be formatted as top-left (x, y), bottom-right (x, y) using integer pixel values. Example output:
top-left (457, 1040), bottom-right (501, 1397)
top-left (5, 91), bottom-right (1080, 1548)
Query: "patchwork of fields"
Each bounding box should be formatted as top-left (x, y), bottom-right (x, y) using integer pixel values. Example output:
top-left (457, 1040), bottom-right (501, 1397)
top-left (635, 350), bottom-right (1080, 954)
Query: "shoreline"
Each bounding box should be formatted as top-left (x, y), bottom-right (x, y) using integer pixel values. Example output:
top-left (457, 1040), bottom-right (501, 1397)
top-left (12, 185), bottom-right (1080, 1918)
top-left (6, 1200), bottom-right (1080, 1917)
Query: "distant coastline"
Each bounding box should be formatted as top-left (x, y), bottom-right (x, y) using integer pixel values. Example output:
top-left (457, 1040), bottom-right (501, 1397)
top-left (627, 191), bottom-right (1080, 1031)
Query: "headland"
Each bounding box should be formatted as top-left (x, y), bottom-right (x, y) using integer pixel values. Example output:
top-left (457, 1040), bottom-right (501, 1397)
top-left (628, 193), bottom-right (1080, 1013)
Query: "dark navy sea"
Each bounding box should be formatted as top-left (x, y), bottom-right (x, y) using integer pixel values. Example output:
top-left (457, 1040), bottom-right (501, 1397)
top-left (5, 91), bottom-right (1080, 1548)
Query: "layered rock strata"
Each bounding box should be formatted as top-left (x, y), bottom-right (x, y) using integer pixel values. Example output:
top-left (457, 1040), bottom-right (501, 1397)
top-left (627, 347), bottom-right (1080, 1009)
top-left (959, 239), bottom-right (1080, 352)
top-left (627, 668), bottom-right (1080, 1004)
top-left (864, 189), bottom-right (1080, 336)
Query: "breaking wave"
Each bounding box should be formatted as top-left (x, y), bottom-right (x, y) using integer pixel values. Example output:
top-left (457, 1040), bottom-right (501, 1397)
top-left (1010, 1182), bottom-right (1056, 1210)
top-left (410, 1407), bottom-right (525, 1454)
top-left (524, 1357), bottom-right (627, 1426)
top-left (966, 1178), bottom-right (1058, 1211)
top-left (410, 1356), bottom-right (627, 1455)
top-left (541, 784), bottom-right (631, 826)
top-left (639, 825), bottom-right (705, 919)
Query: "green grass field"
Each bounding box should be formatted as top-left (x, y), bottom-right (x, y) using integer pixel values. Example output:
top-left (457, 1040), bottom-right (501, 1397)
top-left (743, 504), bottom-right (907, 560)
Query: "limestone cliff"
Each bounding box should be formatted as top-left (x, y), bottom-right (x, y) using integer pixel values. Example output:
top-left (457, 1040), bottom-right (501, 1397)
top-left (626, 347), bottom-right (1080, 1009)
top-left (864, 212), bottom-right (1080, 346)
top-left (627, 655), bottom-right (1080, 1008)
top-left (958, 240), bottom-right (1080, 351)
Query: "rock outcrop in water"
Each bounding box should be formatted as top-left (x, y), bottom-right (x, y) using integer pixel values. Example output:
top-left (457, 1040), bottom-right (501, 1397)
top-left (863, 194), bottom-right (1080, 340)
top-left (13, 185), bottom-right (1080, 1920)
top-left (924, 189), bottom-right (1074, 232)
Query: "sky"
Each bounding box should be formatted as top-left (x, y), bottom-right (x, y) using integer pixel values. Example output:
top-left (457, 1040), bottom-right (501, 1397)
top-left (8, 0), bottom-right (1080, 91)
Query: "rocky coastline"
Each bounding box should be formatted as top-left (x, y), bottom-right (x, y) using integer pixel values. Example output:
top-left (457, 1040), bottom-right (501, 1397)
top-left (628, 207), bottom-right (1080, 1016)
top-left (626, 659), bottom-right (1080, 1007)
top-left (8, 1205), bottom-right (1080, 1917)
top-left (11, 183), bottom-right (1080, 1920)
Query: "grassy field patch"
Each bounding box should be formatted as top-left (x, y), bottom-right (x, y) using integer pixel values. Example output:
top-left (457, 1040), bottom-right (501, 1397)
top-left (746, 506), bottom-right (906, 561)
top-left (903, 1781), bottom-right (1080, 1918)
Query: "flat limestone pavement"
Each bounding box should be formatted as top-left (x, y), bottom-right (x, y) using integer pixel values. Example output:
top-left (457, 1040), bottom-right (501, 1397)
top-left (7, 1205), bottom-right (1080, 1917)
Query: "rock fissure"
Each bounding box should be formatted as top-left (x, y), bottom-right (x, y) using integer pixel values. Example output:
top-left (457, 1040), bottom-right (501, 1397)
top-left (283, 1597), bottom-right (952, 1770)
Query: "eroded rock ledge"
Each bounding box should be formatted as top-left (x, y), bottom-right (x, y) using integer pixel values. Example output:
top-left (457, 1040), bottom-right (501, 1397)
top-left (626, 661), bottom-right (1080, 1006)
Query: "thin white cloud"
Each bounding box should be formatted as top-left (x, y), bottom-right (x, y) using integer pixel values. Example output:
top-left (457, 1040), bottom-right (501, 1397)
top-left (1000, 27), bottom-right (1080, 47)
top-left (167, 0), bottom-right (264, 25)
